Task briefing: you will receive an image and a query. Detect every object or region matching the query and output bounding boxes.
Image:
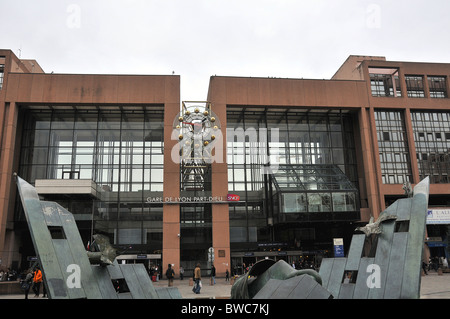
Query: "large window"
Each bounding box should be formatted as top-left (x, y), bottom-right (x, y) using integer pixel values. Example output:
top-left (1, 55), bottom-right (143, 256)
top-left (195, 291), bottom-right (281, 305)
top-left (0, 63), bottom-right (4, 90)
top-left (20, 107), bottom-right (163, 190)
top-left (226, 108), bottom-right (359, 245)
top-left (369, 67), bottom-right (401, 97)
top-left (405, 75), bottom-right (425, 98)
top-left (227, 109), bottom-right (358, 194)
top-left (180, 204), bottom-right (212, 271)
top-left (375, 110), bottom-right (412, 184)
top-left (18, 106), bottom-right (164, 248)
top-left (411, 111), bottom-right (450, 183)
top-left (428, 76), bottom-right (448, 98)
top-left (274, 164), bottom-right (357, 214)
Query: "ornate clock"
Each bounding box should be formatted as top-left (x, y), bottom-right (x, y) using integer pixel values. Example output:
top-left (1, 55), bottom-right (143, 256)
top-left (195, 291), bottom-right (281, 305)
top-left (173, 101), bottom-right (220, 164)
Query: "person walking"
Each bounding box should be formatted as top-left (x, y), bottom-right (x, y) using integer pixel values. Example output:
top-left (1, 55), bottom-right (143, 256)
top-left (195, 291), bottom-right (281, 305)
top-left (422, 260), bottom-right (428, 275)
top-left (193, 263), bottom-right (201, 294)
top-left (165, 264), bottom-right (175, 287)
top-left (32, 266), bottom-right (43, 297)
top-left (179, 266), bottom-right (184, 280)
top-left (210, 264), bottom-right (216, 285)
top-left (20, 269), bottom-right (33, 299)
top-left (225, 269), bottom-right (230, 282)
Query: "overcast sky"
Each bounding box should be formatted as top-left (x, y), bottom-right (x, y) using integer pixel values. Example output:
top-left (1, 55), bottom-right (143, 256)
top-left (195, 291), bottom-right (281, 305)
top-left (1, 0), bottom-right (450, 101)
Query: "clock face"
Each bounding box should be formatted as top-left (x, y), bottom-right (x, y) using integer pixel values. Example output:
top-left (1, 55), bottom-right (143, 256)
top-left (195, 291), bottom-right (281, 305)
top-left (183, 111), bottom-right (212, 140)
top-left (173, 102), bottom-right (220, 163)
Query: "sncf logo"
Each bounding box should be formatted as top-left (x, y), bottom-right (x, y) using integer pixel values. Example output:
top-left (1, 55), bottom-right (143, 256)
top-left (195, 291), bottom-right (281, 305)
top-left (227, 194), bottom-right (240, 202)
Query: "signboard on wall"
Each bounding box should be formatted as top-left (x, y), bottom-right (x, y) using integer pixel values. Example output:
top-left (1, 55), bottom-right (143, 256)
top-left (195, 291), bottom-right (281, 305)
top-left (146, 194), bottom-right (242, 204)
top-left (227, 194), bottom-right (240, 201)
top-left (333, 238), bottom-right (345, 257)
top-left (427, 209), bottom-right (450, 224)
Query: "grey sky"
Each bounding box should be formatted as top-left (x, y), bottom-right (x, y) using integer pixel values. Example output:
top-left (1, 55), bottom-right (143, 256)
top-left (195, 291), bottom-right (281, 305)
top-left (1, 0), bottom-right (450, 101)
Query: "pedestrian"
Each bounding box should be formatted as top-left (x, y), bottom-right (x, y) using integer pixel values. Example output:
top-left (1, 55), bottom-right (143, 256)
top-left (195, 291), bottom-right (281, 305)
top-left (225, 269), bottom-right (229, 281)
top-left (180, 266), bottom-right (184, 280)
top-left (32, 266), bottom-right (43, 297)
top-left (165, 264), bottom-right (175, 287)
top-left (422, 260), bottom-right (428, 275)
top-left (193, 263), bottom-right (201, 294)
top-left (210, 264), bottom-right (216, 285)
top-left (155, 265), bottom-right (159, 281)
top-left (20, 269), bottom-right (33, 299)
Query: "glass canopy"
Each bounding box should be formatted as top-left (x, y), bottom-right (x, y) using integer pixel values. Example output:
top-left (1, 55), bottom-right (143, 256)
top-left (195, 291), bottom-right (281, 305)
top-left (271, 164), bottom-right (358, 214)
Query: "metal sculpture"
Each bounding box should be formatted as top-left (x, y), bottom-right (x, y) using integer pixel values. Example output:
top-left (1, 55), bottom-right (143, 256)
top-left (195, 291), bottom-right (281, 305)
top-left (319, 177), bottom-right (430, 299)
top-left (231, 177), bottom-right (430, 299)
top-left (15, 174), bottom-right (181, 299)
top-left (87, 234), bottom-right (117, 266)
top-left (355, 214), bottom-right (398, 237)
top-left (231, 259), bottom-right (331, 299)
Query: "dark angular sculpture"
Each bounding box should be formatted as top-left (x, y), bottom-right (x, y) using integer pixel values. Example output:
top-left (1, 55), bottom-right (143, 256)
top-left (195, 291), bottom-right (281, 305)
top-left (231, 259), bottom-right (332, 299)
top-left (319, 177), bottom-right (429, 299)
top-left (231, 177), bottom-right (430, 299)
top-left (15, 174), bottom-right (181, 299)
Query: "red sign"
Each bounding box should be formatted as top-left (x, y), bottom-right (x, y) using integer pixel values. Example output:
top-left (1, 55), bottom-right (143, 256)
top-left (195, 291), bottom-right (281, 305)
top-left (227, 194), bottom-right (240, 201)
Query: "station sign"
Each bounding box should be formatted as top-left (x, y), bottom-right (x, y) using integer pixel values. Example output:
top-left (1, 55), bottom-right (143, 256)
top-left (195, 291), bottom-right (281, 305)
top-left (146, 194), bottom-right (241, 204)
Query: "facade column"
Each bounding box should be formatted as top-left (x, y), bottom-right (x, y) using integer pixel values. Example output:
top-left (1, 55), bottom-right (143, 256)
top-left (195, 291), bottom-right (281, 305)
top-left (404, 108), bottom-right (420, 184)
top-left (211, 101), bottom-right (230, 277)
top-left (0, 101), bottom-right (19, 267)
top-left (162, 77), bottom-right (181, 277)
top-left (358, 107), bottom-right (382, 218)
top-left (162, 113), bottom-right (180, 275)
top-left (368, 107), bottom-right (387, 213)
top-left (423, 75), bottom-right (430, 98)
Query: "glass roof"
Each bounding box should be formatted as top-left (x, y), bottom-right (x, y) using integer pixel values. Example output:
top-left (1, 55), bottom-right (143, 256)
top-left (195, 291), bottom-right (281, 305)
top-left (271, 164), bottom-right (357, 192)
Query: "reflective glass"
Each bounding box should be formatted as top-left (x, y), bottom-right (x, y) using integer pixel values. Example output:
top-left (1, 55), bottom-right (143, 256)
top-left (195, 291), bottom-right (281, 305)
top-left (19, 107), bottom-right (165, 247)
top-left (375, 110), bottom-right (412, 184)
top-left (226, 108), bottom-right (359, 230)
top-left (411, 111), bottom-right (450, 183)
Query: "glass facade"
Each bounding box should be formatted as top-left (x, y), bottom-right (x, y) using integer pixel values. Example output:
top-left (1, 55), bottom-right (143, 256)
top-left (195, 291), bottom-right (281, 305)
top-left (411, 111), bottom-right (450, 183)
top-left (374, 110), bottom-right (412, 184)
top-left (226, 108), bottom-right (359, 250)
top-left (180, 203), bottom-right (212, 270)
top-left (18, 106), bottom-right (164, 252)
top-left (273, 164), bottom-right (357, 214)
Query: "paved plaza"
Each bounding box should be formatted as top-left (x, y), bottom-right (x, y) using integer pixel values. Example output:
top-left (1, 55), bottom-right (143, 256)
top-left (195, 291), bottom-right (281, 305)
top-left (0, 271), bottom-right (449, 299)
top-left (418, 271), bottom-right (450, 299)
top-left (155, 271), bottom-right (450, 299)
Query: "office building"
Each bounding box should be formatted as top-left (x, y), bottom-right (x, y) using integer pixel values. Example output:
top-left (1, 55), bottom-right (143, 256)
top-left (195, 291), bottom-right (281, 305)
top-left (0, 50), bottom-right (448, 277)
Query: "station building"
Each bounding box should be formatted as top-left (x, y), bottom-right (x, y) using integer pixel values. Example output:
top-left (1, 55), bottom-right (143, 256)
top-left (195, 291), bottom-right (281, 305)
top-left (0, 49), bottom-right (449, 277)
